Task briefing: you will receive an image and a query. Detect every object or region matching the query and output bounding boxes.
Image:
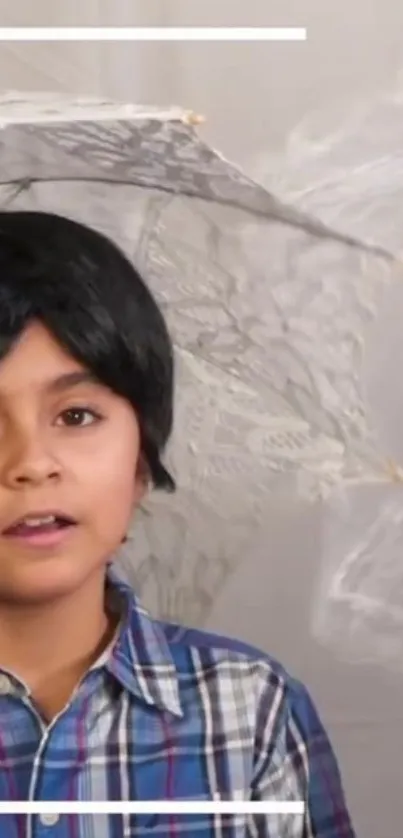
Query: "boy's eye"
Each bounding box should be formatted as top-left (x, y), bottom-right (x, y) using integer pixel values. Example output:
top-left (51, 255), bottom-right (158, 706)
top-left (56, 408), bottom-right (101, 427)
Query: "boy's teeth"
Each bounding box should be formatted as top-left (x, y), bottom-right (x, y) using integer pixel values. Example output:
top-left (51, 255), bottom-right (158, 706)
top-left (24, 515), bottom-right (56, 527)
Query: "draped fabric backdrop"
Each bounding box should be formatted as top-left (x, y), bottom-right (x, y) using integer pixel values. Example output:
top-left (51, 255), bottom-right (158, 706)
top-left (1, 3), bottom-right (403, 836)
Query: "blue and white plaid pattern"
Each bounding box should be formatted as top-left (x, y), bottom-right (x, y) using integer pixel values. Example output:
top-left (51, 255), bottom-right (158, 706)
top-left (0, 570), bottom-right (355, 837)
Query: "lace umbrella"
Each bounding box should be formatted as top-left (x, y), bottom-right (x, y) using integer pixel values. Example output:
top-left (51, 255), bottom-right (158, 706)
top-left (0, 90), bottom-right (400, 669)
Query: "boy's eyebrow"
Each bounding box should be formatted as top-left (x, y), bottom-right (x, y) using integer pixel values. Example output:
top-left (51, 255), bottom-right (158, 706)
top-left (47, 371), bottom-right (100, 392)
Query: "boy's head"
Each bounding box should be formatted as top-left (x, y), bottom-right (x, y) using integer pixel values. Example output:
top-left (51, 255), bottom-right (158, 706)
top-left (0, 210), bottom-right (175, 605)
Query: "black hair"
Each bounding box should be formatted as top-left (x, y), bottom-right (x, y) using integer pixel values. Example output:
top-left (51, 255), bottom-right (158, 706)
top-left (0, 210), bottom-right (175, 492)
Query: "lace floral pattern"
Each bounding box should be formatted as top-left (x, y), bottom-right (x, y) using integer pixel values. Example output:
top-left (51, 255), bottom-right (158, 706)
top-left (0, 92), bottom-right (400, 647)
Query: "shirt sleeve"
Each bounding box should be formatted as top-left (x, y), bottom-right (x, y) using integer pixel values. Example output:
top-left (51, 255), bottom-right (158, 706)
top-left (250, 675), bottom-right (357, 837)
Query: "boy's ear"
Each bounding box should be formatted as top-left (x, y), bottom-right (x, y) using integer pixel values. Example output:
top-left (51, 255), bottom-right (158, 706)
top-left (121, 458), bottom-right (148, 543)
top-left (134, 454), bottom-right (150, 498)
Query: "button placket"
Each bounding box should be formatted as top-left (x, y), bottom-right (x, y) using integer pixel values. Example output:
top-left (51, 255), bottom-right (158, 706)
top-left (38, 812), bottom-right (60, 827)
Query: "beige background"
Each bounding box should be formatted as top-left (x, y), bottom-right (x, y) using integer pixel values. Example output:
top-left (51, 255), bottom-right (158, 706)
top-left (1, 2), bottom-right (402, 835)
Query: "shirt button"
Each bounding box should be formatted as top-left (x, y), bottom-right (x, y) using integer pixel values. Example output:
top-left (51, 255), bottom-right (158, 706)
top-left (39, 813), bottom-right (60, 827)
top-left (0, 674), bottom-right (12, 695)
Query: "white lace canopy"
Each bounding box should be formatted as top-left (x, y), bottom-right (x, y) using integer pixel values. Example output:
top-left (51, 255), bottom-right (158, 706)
top-left (0, 89), bottom-right (402, 670)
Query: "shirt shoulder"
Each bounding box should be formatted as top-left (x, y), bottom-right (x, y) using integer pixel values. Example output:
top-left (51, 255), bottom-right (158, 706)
top-left (159, 619), bottom-right (355, 836)
top-left (160, 617), bottom-right (305, 701)
top-left (159, 619), bottom-right (326, 744)
top-left (113, 574), bottom-right (355, 835)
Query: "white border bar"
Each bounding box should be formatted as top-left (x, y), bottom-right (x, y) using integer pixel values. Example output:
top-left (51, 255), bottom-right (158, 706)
top-left (0, 27), bottom-right (307, 42)
top-left (0, 801), bottom-right (304, 815)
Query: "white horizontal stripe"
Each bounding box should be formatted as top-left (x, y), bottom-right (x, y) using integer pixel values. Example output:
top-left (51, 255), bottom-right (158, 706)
top-left (0, 27), bottom-right (307, 42)
top-left (0, 801), bottom-right (304, 815)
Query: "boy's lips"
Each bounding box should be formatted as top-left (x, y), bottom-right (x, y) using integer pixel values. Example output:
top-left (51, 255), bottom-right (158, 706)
top-left (2, 510), bottom-right (77, 534)
top-left (1, 510), bottom-right (78, 548)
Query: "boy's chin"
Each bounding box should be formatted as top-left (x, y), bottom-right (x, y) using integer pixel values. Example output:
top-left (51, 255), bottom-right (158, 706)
top-left (0, 560), bottom-right (106, 607)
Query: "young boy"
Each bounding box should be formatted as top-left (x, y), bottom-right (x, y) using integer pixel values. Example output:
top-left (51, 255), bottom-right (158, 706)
top-left (0, 210), bottom-right (355, 837)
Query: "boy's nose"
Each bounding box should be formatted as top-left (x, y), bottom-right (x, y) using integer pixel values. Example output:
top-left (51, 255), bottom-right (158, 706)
top-left (3, 439), bottom-right (61, 488)
top-left (9, 462), bottom-right (60, 487)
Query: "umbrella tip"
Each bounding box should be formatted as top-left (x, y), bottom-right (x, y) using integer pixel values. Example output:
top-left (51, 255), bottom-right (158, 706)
top-left (183, 110), bottom-right (206, 127)
top-left (384, 458), bottom-right (403, 483)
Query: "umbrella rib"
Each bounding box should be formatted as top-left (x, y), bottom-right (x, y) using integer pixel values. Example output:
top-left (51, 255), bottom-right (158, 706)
top-left (0, 174), bottom-right (396, 262)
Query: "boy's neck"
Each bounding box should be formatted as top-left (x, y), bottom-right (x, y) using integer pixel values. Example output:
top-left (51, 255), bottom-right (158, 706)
top-left (0, 569), bottom-right (118, 722)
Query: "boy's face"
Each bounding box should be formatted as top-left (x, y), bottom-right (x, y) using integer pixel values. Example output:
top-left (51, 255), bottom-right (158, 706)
top-left (0, 321), bottom-right (144, 605)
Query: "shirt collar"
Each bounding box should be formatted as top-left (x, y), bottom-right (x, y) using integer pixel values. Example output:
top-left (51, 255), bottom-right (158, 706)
top-left (103, 566), bottom-right (183, 719)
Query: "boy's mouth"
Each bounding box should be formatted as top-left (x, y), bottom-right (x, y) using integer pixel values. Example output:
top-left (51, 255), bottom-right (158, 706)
top-left (2, 511), bottom-right (78, 546)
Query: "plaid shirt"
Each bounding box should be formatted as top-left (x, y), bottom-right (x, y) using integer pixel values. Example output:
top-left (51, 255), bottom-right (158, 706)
top-left (0, 570), bottom-right (355, 838)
